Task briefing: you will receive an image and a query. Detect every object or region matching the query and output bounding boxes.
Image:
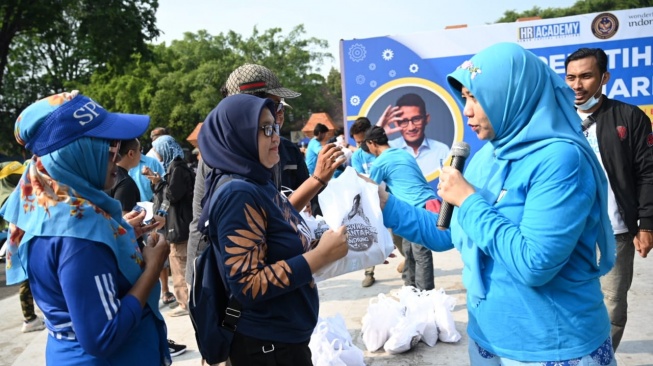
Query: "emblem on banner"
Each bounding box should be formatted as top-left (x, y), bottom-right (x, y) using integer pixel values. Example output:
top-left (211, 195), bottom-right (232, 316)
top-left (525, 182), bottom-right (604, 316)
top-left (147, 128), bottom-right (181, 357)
top-left (592, 13), bottom-right (619, 39)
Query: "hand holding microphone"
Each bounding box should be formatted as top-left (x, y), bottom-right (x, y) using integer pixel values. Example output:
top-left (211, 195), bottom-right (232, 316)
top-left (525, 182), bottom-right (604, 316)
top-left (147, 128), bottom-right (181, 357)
top-left (437, 142), bottom-right (472, 230)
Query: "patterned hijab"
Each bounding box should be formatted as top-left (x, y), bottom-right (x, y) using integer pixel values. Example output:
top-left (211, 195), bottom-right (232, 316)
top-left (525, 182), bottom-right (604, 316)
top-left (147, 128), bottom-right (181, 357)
top-left (0, 93), bottom-right (163, 320)
top-left (152, 135), bottom-right (184, 173)
top-left (446, 42), bottom-right (614, 306)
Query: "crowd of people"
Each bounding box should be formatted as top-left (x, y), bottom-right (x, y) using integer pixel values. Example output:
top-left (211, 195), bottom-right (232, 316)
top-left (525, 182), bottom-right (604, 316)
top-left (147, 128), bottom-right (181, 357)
top-left (0, 41), bottom-right (651, 366)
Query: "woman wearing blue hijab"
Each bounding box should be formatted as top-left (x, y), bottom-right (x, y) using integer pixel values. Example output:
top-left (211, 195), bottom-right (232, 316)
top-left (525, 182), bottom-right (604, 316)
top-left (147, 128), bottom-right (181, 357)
top-left (0, 91), bottom-right (171, 365)
top-left (148, 134), bottom-right (194, 316)
top-left (198, 94), bottom-right (348, 366)
top-left (379, 43), bottom-right (616, 364)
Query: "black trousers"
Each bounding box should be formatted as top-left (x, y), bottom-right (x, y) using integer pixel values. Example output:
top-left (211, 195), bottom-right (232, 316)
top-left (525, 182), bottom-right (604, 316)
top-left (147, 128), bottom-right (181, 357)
top-left (229, 332), bottom-right (312, 366)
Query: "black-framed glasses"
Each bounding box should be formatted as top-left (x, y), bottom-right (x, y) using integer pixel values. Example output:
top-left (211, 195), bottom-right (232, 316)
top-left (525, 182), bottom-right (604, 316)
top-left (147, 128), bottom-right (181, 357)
top-left (396, 115), bottom-right (425, 128)
top-left (260, 123), bottom-right (280, 137)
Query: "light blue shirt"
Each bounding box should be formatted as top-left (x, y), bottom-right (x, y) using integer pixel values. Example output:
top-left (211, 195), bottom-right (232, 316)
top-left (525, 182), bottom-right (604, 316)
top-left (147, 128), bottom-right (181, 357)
top-left (305, 138), bottom-right (323, 175)
top-left (369, 148), bottom-right (435, 208)
top-left (382, 142), bottom-right (610, 361)
top-left (389, 137), bottom-right (449, 178)
top-left (350, 148), bottom-right (376, 175)
top-left (128, 155), bottom-right (165, 202)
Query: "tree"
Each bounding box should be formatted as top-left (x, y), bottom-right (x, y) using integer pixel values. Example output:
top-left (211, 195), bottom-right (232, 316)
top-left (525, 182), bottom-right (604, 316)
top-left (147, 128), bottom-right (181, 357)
top-left (0, 0), bottom-right (159, 91)
top-left (0, 0), bottom-right (160, 156)
top-left (496, 0), bottom-right (653, 22)
top-left (79, 26), bottom-right (333, 147)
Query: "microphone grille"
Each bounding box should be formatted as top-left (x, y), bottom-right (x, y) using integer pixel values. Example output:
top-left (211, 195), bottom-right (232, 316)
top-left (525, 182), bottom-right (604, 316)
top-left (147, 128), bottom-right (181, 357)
top-left (451, 141), bottom-right (471, 158)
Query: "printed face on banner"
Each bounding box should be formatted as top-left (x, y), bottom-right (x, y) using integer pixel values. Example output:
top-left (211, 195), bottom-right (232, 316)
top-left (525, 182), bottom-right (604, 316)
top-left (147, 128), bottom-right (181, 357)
top-left (361, 83), bottom-right (463, 182)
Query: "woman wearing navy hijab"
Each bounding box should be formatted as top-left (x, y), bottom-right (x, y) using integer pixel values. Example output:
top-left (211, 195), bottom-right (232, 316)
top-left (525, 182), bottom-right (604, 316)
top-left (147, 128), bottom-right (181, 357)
top-left (378, 43), bottom-right (616, 364)
top-left (198, 94), bottom-right (348, 366)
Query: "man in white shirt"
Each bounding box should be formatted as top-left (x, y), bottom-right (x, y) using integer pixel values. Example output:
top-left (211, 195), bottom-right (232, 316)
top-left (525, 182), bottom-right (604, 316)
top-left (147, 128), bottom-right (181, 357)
top-left (376, 93), bottom-right (449, 179)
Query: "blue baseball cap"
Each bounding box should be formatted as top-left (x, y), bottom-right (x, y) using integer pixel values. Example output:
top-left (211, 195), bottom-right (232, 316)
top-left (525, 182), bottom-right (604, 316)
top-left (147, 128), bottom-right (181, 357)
top-left (15, 91), bottom-right (150, 156)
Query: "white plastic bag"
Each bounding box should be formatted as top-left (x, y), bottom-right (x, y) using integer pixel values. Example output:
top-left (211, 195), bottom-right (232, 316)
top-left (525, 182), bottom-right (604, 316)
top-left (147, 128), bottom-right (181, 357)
top-left (383, 316), bottom-right (421, 354)
top-left (431, 288), bottom-right (462, 343)
top-left (310, 316), bottom-right (365, 366)
top-left (361, 294), bottom-right (404, 352)
top-left (315, 167), bottom-right (394, 282)
top-left (310, 322), bottom-right (346, 366)
top-left (398, 286), bottom-right (438, 347)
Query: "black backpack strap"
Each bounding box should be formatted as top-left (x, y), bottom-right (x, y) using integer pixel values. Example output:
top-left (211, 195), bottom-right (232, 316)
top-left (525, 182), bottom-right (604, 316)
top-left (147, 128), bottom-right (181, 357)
top-left (221, 297), bottom-right (242, 331)
top-left (209, 174), bottom-right (243, 332)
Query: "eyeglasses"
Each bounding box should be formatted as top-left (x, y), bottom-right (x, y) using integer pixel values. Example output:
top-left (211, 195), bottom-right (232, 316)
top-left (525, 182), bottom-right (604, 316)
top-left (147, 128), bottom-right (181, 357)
top-left (260, 124), bottom-right (280, 137)
top-left (108, 140), bottom-right (122, 163)
top-left (396, 115), bottom-right (425, 128)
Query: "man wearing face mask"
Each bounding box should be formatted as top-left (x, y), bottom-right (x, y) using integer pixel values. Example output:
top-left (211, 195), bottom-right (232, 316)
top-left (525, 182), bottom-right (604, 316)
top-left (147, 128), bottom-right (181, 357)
top-left (565, 47), bottom-right (653, 352)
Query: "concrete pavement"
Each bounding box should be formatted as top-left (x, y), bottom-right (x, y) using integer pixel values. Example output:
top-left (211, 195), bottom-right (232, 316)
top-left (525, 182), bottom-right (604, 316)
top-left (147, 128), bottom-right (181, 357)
top-left (2, 248), bottom-right (652, 365)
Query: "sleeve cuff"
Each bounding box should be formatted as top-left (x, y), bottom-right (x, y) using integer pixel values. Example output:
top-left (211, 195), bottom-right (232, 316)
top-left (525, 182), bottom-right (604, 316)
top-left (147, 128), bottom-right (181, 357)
top-left (286, 255), bottom-right (314, 285)
top-left (639, 217), bottom-right (653, 231)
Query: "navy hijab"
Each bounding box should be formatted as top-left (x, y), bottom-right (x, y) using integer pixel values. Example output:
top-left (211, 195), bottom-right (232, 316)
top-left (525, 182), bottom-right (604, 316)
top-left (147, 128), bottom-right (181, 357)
top-left (197, 94), bottom-right (277, 233)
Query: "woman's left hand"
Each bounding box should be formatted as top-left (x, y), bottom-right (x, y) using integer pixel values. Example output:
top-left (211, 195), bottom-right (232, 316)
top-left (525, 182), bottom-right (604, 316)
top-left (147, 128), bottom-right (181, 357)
top-left (124, 210), bottom-right (158, 238)
top-left (314, 143), bottom-right (345, 182)
top-left (437, 166), bottom-right (476, 207)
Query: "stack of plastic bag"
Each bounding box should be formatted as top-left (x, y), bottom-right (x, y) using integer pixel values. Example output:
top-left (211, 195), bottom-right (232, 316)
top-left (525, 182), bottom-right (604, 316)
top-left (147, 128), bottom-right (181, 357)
top-left (397, 286), bottom-right (439, 347)
top-left (309, 314), bottom-right (365, 366)
top-left (361, 287), bottom-right (461, 354)
top-left (400, 286), bottom-right (462, 344)
top-left (360, 293), bottom-right (405, 352)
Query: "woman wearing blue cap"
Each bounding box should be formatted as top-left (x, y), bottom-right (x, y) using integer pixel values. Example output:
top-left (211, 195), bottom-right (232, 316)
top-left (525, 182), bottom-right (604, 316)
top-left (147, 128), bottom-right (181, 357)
top-left (1, 91), bottom-right (171, 365)
top-left (379, 43), bottom-right (616, 364)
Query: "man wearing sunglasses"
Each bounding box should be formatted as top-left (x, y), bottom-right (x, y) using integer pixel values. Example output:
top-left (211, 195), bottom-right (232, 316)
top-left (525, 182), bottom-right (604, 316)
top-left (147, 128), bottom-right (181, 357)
top-left (377, 93), bottom-right (450, 178)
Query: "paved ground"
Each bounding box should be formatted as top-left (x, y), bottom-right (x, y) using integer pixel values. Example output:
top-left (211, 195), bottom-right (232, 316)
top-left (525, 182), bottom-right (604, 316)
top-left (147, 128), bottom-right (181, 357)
top-left (2, 248), bottom-right (652, 365)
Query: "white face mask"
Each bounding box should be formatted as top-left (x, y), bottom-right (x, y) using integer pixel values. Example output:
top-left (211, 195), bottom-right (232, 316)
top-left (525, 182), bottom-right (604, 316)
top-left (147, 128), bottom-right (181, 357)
top-left (576, 74), bottom-right (605, 111)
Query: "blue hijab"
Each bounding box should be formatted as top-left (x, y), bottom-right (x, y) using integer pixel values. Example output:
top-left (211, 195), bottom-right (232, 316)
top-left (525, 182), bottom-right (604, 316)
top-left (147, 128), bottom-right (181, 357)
top-left (1, 139), bottom-right (163, 316)
top-left (152, 135), bottom-right (184, 173)
top-left (446, 42), bottom-right (615, 306)
top-left (197, 94), bottom-right (276, 233)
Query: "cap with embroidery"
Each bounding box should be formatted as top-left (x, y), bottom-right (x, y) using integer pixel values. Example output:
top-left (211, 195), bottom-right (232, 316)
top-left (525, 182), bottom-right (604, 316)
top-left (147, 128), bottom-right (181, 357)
top-left (15, 91), bottom-right (150, 156)
top-left (225, 64), bottom-right (301, 99)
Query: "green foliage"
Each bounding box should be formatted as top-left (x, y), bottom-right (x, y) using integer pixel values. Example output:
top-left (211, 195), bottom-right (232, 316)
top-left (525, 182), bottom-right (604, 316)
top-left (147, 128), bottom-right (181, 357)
top-left (496, 0), bottom-right (653, 22)
top-left (81, 26), bottom-right (334, 146)
top-left (0, 0), bottom-right (160, 156)
top-left (327, 67), bottom-right (343, 99)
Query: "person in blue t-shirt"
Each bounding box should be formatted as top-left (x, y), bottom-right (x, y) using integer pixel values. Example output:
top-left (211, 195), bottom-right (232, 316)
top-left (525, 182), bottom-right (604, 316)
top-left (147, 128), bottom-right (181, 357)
top-left (128, 154), bottom-right (164, 202)
top-left (378, 43), bottom-right (616, 364)
top-left (365, 126), bottom-right (435, 291)
top-left (348, 117), bottom-right (381, 287)
top-left (1, 90), bottom-right (171, 365)
top-left (305, 123), bottom-right (329, 175)
top-left (198, 94), bottom-right (348, 366)
top-left (349, 117), bottom-right (376, 176)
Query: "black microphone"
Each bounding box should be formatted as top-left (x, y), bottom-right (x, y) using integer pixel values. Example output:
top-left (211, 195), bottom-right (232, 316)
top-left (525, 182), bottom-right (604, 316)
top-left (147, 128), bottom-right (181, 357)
top-left (437, 142), bottom-right (471, 230)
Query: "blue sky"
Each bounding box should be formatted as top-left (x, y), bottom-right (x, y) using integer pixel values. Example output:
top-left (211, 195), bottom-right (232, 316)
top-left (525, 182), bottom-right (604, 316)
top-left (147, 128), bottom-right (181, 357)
top-left (154, 0), bottom-right (578, 75)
